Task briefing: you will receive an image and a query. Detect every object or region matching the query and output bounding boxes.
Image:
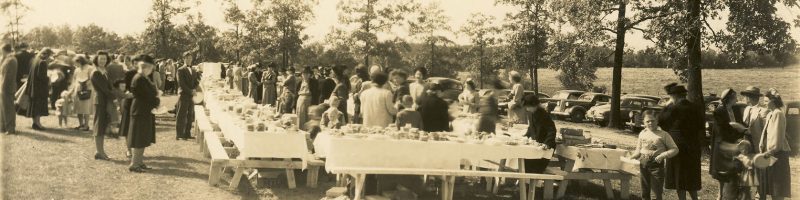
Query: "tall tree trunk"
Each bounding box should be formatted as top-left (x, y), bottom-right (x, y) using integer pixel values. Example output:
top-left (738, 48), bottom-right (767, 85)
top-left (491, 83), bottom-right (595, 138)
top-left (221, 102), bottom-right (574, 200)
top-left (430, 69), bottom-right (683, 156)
top-left (686, 0), bottom-right (705, 112)
top-left (609, 1), bottom-right (627, 129)
top-left (479, 44), bottom-right (484, 88)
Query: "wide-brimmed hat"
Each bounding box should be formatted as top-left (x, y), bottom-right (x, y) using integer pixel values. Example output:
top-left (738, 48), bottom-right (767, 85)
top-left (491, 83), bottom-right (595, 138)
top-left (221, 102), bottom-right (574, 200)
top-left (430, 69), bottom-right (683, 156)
top-left (721, 88), bottom-right (736, 101)
top-left (741, 86), bottom-right (762, 97)
top-left (663, 83), bottom-right (687, 95)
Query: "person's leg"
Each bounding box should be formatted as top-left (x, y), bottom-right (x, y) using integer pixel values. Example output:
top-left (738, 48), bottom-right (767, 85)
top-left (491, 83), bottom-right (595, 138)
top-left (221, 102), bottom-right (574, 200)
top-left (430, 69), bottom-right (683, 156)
top-left (175, 100), bottom-right (187, 139)
top-left (688, 190), bottom-right (698, 200)
top-left (677, 189), bottom-right (687, 200)
top-left (640, 163), bottom-right (652, 200)
top-left (94, 135), bottom-right (107, 158)
top-left (652, 163), bottom-right (664, 200)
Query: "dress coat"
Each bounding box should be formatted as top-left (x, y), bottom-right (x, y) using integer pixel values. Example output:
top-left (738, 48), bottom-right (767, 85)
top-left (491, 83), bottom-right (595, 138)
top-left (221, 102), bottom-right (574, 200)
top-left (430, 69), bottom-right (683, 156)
top-left (91, 69), bottom-right (114, 137)
top-left (0, 56), bottom-right (18, 132)
top-left (119, 69), bottom-right (138, 138)
top-left (14, 50), bottom-right (33, 89)
top-left (658, 99), bottom-right (704, 190)
top-left (261, 70), bottom-right (278, 106)
top-left (710, 105), bottom-right (746, 181)
top-left (25, 59), bottom-right (50, 117)
top-left (127, 74), bottom-right (159, 148)
top-left (417, 93), bottom-right (451, 132)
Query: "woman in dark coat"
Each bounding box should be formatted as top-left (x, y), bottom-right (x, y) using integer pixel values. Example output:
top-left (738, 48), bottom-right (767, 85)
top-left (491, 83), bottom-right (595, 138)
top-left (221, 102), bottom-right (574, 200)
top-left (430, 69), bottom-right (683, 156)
top-left (127, 55), bottom-right (159, 173)
top-left (521, 94), bottom-right (557, 173)
top-left (417, 83), bottom-right (451, 132)
top-left (710, 89), bottom-right (746, 199)
top-left (119, 66), bottom-right (138, 157)
top-left (25, 48), bottom-right (54, 130)
top-left (0, 43), bottom-right (18, 134)
top-left (90, 51), bottom-right (115, 160)
top-left (658, 83), bottom-right (703, 200)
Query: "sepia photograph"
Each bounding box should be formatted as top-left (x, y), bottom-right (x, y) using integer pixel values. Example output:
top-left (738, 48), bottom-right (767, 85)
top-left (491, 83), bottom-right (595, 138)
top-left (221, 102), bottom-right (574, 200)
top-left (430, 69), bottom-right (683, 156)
top-left (0, 0), bottom-right (799, 199)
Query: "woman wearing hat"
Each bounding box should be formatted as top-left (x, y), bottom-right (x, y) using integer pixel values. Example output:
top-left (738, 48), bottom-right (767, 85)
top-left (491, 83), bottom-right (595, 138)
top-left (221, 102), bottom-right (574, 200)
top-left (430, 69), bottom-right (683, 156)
top-left (658, 83), bottom-right (703, 200)
top-left (507, 71), bottom-right (527, 124)
top-left (757, 89), bottom-right (791, 200)
top-left (127, 54), bottom-right (160, 172)
top-left (24, 48), bottom-right (54, 130)
top-left (710, 88), bottom-right (746, 199)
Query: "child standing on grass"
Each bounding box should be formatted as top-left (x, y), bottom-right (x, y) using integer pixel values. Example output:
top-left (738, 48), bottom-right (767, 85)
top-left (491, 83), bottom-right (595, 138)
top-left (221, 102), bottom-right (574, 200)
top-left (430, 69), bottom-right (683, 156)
top-left (55, 91), bottom-right (72, 127)
top-left (395, 95), bottom-right (423, 129)
top-left (734, 140), bottom-right (758, 200)
top-left (628, 110), bottom-right (679, 200)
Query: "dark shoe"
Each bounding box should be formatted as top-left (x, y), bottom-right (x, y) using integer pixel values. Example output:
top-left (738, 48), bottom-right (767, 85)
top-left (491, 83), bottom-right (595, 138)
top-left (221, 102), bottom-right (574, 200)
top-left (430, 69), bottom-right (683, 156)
top-left (73, 126), bottom-right (83, 130)
top-left (94, 154), bottom-right (111, 161)
top-left (185, 136), bottom-right (196, 140)
top-left (128, 166), bottom-right (145, 173)
top-left (138, 164), bottom-right (152, 170)
top-left (32, 124), bottom-right (45, 130)
top-left (80, 127), bottom-right (90, 131)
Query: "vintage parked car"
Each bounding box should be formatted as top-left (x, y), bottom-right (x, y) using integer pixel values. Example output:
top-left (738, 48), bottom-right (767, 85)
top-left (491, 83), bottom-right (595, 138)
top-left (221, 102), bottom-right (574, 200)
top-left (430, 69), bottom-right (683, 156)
top-left (786, 101), bottom-right (800, 155)
top-left (423, 77), bottom-right (464, 104)
top-left (491, 89), bottom-right (550, 115)
top-left (541, 90), bottom-right (586, 112)
top-left (627, 94), bottom-right (726, 134)
top-left (588, 95), bottom-right (658, 127)
top-left (551, 93), bottom-right (611, 123)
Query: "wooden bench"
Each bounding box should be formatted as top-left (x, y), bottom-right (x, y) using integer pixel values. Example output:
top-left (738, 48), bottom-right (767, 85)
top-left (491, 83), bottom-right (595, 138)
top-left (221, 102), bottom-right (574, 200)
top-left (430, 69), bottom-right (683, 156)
top-left (194, 105), bottom-right (215, 149)
top-left (205, 131), bottom-right (245, 189)
top-left (330, 167), bottom-right (564, 200)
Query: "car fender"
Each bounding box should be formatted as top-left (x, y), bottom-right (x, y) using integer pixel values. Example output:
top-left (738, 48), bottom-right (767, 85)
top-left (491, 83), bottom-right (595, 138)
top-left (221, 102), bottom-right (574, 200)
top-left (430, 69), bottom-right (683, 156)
top-left (568, 106), bottom-right (586, 114)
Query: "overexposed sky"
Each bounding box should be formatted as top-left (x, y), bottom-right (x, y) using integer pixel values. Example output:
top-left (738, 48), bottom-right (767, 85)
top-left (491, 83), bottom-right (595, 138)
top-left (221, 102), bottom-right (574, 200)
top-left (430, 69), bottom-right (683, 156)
top-left (7, 0), bottom-right (800, 50)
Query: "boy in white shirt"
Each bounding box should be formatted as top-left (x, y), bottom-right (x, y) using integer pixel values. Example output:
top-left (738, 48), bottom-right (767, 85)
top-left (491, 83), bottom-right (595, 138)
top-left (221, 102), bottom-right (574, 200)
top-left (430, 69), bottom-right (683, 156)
top-left (628, 110), bottom-right (679, 200)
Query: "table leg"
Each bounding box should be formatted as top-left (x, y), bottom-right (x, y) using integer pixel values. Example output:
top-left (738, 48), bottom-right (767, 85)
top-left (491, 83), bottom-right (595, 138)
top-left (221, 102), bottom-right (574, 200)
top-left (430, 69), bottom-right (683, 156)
top-left (353, 174), bottom-right (366, 200)
top-left (620, 176), bottom-right (631, 200)
top-left (528, 179), bottom-right (537, 200)
top-left (601, 170), bottom-right (614, 199)
top-left (493, 159), bottom-right (507, 194)
top-left (440, 176), bottom-right (455, 200)
top-left (556, 159), bottom-right (575, 199)
top-left (230, 167), bottom-right (245, 189)
top-left (485, 177), bottom-right (493, 192)
top-left (518, 159), bottom-right (527, 200)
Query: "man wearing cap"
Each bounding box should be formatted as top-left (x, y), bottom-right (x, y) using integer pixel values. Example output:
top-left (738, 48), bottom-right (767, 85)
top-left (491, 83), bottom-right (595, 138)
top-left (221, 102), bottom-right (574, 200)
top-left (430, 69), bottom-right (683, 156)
top-left (14, 42), bottom-right (33, 90)
top-left (658, 83), bottom-right (703, 200)
top-left (175, 51), bottom-right (198, 140)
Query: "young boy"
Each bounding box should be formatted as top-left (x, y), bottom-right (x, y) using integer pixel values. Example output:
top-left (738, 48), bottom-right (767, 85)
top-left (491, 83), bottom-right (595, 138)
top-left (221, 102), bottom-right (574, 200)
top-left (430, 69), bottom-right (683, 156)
top-left (55, 91), bottom-right (72, 127)
top-left (628, 110), bottom-right (679, 200)
top-left (395, 95), bottom-right (423, 129)
top-left (321, 96), bottom-right (345, 129)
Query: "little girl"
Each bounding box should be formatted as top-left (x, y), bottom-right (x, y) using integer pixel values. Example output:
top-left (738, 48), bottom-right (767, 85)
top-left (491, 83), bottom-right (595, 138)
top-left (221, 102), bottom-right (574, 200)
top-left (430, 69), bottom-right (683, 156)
top-left (734, 140), bottom-right (758, 200)
top-left (628, 110), bottom-right (679, 200)
top-left (55, 91), bottom-right (72, 127)
top-left (321, 96), bottom-right (345, 129)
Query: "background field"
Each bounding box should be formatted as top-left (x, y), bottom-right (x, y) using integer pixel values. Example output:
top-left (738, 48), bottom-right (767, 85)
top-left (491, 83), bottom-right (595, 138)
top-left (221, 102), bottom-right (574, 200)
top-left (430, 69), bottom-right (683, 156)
top-left (484, 67), bottom-right (800, 100)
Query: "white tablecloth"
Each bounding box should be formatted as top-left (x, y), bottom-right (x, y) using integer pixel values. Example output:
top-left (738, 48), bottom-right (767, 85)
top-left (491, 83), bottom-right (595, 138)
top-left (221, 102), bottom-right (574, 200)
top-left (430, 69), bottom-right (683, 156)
top-left (314, 132), bottom-right (554, 171)
top-left (204, 89), bottom-right (311, 168)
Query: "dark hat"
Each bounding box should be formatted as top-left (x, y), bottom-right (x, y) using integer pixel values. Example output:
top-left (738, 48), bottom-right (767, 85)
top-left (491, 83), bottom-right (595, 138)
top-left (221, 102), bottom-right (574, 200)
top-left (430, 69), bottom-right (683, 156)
top-left (664, 82), bottom-right (687, 95)
top-left (522, 94), bottom-right (541, 106)
top-left (133, 54), bottom-right (155, 65)
top-left (720, 88), bottom-right (736, 101)
top-left (741, 86), bottom-right (762, 97)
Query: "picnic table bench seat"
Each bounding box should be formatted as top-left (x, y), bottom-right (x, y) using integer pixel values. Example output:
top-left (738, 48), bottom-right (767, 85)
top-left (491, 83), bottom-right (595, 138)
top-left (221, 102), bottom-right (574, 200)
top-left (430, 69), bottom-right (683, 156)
top-left (330, 167), bottom-right (564, 200)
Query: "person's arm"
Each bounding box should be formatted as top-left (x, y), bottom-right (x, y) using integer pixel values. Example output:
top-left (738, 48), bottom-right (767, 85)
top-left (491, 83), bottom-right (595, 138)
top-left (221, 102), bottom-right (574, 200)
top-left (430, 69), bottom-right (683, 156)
top-left (765, 112), bottom-right (787, 156)
top-left (542, 112), bottom-right (557, 149)
top-left (91, 71), bottom-right (113, 98)
top-left (657, 131), bottom-right (680, 162)
top-left (384, 90), bottom-right (398, 116)
top-left (629, 138), bottom-right (642, 160)
top-left (713, 107), bottom-right (738, 142)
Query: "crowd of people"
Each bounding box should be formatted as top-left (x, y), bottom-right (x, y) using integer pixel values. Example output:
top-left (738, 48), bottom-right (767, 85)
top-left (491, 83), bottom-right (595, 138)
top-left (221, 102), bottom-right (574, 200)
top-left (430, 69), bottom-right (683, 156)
top-left (0, 40), bottom-right (792, 199)
top-left (0, 42), bottom-right (202, 173)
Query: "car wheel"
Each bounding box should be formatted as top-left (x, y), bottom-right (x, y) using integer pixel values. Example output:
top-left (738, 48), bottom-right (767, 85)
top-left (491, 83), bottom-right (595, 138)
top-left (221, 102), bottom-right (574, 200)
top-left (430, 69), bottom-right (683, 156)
top-left (570, 111), bottom-right (585, 123)
top-left (597, 120), bottom-right (609, 127)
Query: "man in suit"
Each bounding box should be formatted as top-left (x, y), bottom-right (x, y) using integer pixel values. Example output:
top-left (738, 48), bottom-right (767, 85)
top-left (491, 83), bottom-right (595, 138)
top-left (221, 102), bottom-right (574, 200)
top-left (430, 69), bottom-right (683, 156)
top-left (175, 51), bottom-right (198, 140)
top-left (14, 42), bottom-right (33, 90)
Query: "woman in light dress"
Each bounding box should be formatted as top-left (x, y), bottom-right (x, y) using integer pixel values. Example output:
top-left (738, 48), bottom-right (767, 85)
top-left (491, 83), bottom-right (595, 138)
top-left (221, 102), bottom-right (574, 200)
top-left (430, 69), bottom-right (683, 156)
top-left (70, 56), bottom-right (95, 131)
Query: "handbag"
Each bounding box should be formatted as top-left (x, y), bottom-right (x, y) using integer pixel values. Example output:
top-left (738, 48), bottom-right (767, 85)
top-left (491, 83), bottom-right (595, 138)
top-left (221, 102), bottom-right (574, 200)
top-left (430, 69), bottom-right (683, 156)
top-left (77, 80), bottom-right (92, 100)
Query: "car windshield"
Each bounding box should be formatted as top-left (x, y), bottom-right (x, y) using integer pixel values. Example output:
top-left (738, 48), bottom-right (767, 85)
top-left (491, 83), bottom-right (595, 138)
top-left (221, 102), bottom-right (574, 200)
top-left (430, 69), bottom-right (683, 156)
top-left (578, 94), bottom-right (594, 101)
top-left (552, 92), bottom-right (572, 99)
top-left (621, 99), bottom-right (633, 106)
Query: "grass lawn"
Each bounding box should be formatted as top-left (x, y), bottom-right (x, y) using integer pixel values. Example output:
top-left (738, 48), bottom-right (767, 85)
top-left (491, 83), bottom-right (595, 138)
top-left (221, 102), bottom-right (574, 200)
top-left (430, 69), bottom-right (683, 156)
top-left (2, 95), bottom-right (798, 199)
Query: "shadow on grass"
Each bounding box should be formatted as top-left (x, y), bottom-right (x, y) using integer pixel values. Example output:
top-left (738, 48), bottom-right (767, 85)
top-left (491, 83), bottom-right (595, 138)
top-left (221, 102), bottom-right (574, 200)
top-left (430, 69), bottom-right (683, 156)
top-left (14, 129), bottom-right (79, 143)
